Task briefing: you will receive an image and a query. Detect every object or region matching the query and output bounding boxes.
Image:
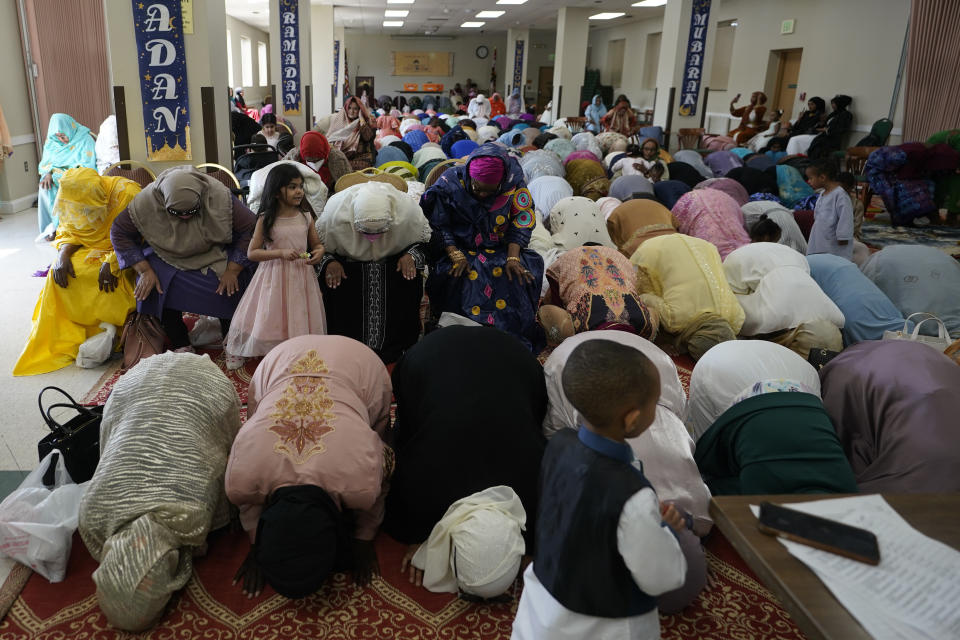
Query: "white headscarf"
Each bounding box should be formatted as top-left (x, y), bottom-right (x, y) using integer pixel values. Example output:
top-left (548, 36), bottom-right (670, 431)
top-left (467, 94), bottom-right (491, 119)
top-left (528, 176), bottom-right (573, 221)
top-left (247, 160), bottom-right (329, 215)
top-left (547, 196), bottom-right (615, 250)
top-left (541, 332), bottom-right (713, 535)
top-left (477, 125), bottom-right (500, 143)
top-left (722, 242), bottom-right (844, 336)
top-left (95, 115), bottom-right (120, 174)
top-left (596, 196), bottom-right (623, 221)
top-left (685, 340), bottom-right (821, 440)
top-left (316, 181), bottom-right (431, 261)
top-left (741, 201), bottom-right (807, 253)
top-left (411, 485), bottom-right (526, 598)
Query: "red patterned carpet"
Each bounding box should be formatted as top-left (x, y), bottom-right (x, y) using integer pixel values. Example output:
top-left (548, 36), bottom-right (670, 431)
top-left (0, 527), bottom-right (804, 639)
top-left (0, 345), bottom-right (806, 638)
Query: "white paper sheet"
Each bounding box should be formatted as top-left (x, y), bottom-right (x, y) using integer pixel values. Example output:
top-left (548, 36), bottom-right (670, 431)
top-left (749, 495), bottom-right (960, 640)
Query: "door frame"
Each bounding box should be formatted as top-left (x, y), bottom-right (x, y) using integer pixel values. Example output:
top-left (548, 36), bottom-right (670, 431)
top-left (771, 48), bottom-right (803, 121)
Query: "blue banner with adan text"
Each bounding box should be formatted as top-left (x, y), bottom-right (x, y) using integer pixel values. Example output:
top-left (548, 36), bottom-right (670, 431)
top-left (678, 0), bottom-right (711, 117)
top-left (279, 0), bottom-right (301, 115)
top-left (132, 0), bottom-right (192, 160)
top-left (512, 40), bottom-right (524, 93)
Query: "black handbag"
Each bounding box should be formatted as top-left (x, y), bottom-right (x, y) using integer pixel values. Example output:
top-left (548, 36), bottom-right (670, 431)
top-left (37, 386), bottom-right (102, 483)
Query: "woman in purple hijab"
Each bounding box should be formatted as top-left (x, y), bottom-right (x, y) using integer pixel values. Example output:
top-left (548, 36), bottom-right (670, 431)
top-left (819, 340), bottom-right (960, 493)
top-left (704, 150), bottom-right (743, 177)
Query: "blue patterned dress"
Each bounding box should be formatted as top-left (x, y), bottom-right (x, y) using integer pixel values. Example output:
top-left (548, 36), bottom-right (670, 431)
top-left (421, 144), bottom-right (544, 349)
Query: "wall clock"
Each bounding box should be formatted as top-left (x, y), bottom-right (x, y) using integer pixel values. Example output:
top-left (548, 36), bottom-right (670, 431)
top-left (476, 45), bottom-right (489, 59)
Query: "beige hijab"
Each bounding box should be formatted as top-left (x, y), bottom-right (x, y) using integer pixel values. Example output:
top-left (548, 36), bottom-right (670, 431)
top-left (127, 166), bottom-right (234, 275)
top-left (316, 181), bottom-right (431, 262)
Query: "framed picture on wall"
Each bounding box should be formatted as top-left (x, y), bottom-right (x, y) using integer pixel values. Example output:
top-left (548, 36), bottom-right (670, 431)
top-left (355, 77), bottom-right (375, 107)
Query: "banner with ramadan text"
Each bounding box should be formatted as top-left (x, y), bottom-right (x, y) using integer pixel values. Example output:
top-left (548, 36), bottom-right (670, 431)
top-left (279, 0), bottom-right (302, 115)
top-left (132, 0), bottom-right (192, 160)
top-left (678, 0), bottom-right (712, 117)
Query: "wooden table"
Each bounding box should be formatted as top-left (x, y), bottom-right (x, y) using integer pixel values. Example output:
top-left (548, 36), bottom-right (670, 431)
top-left (709, 494), bottom-right (960, 640)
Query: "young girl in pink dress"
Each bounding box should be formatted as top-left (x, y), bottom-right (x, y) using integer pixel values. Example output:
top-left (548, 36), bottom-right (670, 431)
top-left (225, 164), bottom-right (327, 369)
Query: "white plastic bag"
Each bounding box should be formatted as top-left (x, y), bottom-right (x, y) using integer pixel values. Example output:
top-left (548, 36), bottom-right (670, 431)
top-left (76, 322), bottom-right (116, 369)
top-left (188, 315), bottom-right (223, 347)
top-left (0, 451), bottom-right (87, 582)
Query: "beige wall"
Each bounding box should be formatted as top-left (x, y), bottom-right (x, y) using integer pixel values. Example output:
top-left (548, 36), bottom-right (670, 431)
top-left (226, 16), bottom-right (271, 105)
top-left (527, 29), bottom-right (556, 110)
top-left (0, 1), bottom-right (40, 212)
top-left (587, 18), bottom-right (664, 112)
top-left (584, 0), bottom-right (910, 144)
top-left (106, 0), bottom-right (231, 169)
top-left (706, 0), bottom-right (910, 144)
top-left (343, 31), bottom-right (508, 99)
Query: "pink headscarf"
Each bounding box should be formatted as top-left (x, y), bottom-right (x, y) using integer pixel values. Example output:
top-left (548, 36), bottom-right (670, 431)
top-left (671, 189), bottom-right (749, 259)
top-left (468, 156), bottom-right (505, 184)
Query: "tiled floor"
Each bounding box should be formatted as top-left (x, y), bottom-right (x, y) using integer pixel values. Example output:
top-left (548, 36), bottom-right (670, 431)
top-left (0, 209), bottom-right (109, 485)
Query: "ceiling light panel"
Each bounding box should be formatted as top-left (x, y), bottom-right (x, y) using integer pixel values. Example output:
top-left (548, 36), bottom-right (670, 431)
top-left (386, 0), bottom-right (415, 4)
top-left (384, 9), bottom-right (409, 17)
top-left (461, 21), bottom-right (486, 27)
top-left (496, 0), bottom-right (527, 4)
top-left (589, 12), bottom-right (625, 20)
top-left (383, 20), bottom-right (405, 26)
top-left (476, 10), bottom-right (505, 18)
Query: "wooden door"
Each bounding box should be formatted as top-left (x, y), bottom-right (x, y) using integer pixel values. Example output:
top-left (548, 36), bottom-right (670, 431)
top-left (772, 49), bottom-right (803, 121)
top-left (537, 66), bottom-right (554, 113)
top-left (19, 0), bottom-right (112, 148)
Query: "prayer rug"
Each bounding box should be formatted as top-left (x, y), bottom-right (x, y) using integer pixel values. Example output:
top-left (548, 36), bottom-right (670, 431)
top-left (9, 330), bottom-right (803, 639)
top-left (0, 528), bottom-right (805, 639)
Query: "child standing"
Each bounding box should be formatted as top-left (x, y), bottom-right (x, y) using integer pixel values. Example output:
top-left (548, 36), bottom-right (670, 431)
top-left (512, 340), bottom-right (687, 640)
top-left (225, 164), bottom-right (326, 369)
top-left (805, 159), bottom-right (854, 261)
top-left (838, 171), bottom-right (865, 240)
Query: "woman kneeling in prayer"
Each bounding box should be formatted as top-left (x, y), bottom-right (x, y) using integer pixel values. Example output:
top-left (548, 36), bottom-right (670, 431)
top-left (78, 352), bottom-right (241, 631)
top-left (542, 331), bottom-right (711, 613)
top-left (14, 169), bottom-right (141, 375)
top-left (539, 244), bottom-right (658, 342)
top-left (819, 340), bottom-right (960, 492)
top-left (385, 326), bottom-right (546, 599)
top-left (226, 335), bottom-right (392, 598)
top-left (109, 166), bottom-right (257, 352)
top-left (420, 143), bottom-right (543, 349)
top-left (315, 181), bottom-right (432, 362)
top-left (629, 231), bottom-right (745, 360)
top-left (687, 340), bottom-right (858, 496)
top-left (722, 242), bottom-right (845, 357)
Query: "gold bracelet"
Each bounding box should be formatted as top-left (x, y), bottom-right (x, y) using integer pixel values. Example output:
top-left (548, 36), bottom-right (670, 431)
top-left (449, 250), bottom-right (466, 262)
top-left (506, 256), bottom-right (522, 263)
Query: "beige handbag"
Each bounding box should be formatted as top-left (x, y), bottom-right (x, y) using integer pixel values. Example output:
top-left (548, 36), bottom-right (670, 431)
top-left (882, 312), bottom-right (952, 353)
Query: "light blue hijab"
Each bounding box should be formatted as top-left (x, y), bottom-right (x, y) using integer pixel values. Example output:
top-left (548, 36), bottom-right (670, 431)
top-left (584, 95), bottom-right (607, 128)
top-left (37, 113), bottom-right (97, 235)
top-left (807, 253), bottom-right (904, 346)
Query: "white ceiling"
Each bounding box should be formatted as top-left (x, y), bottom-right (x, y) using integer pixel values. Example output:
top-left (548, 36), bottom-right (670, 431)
top-left (224, 0), bottom-right (664, 36)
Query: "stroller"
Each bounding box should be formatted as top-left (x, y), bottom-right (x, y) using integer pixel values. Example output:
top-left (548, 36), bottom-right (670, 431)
top-left (233, 143), bottom-right (282, 198)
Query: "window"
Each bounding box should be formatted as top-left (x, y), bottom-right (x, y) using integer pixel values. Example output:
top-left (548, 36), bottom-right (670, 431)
top-left (605, 39), bottom-right (625, 87)
top-left (258, 41), bottom-right (268, 86)
top-left (240, 36), bottom-right (253, 87)
top-left (226, 30), bottom-right (234, 87)
top-left (710, 20), bottom-right (737, 91)
top-left (642, 32), bottom-right (661, 89)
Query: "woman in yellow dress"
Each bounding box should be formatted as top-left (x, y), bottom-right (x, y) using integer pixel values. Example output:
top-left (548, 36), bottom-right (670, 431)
top-left (14, 168), bottom-right (141, 375)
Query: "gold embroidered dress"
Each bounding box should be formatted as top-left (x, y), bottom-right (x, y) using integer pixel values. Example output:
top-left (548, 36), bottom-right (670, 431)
top-left (225, 335), bottom-right (393, 542)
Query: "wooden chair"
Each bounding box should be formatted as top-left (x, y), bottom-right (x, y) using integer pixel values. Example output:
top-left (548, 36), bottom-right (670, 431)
top-left (565, 117), bottom-right (587, 134)
top-left (196, 163), bottom-right (242, 198)
top-left (845, 146), bottom-right (880, 208)
top-left (677, 128), bottom-right (705, 150)
top-left (103, 160), bottom-right (157, 187)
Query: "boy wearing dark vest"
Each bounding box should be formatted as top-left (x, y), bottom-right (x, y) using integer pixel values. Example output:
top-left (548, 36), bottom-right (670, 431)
top-left (512, 340), bottom-right (687, 639)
